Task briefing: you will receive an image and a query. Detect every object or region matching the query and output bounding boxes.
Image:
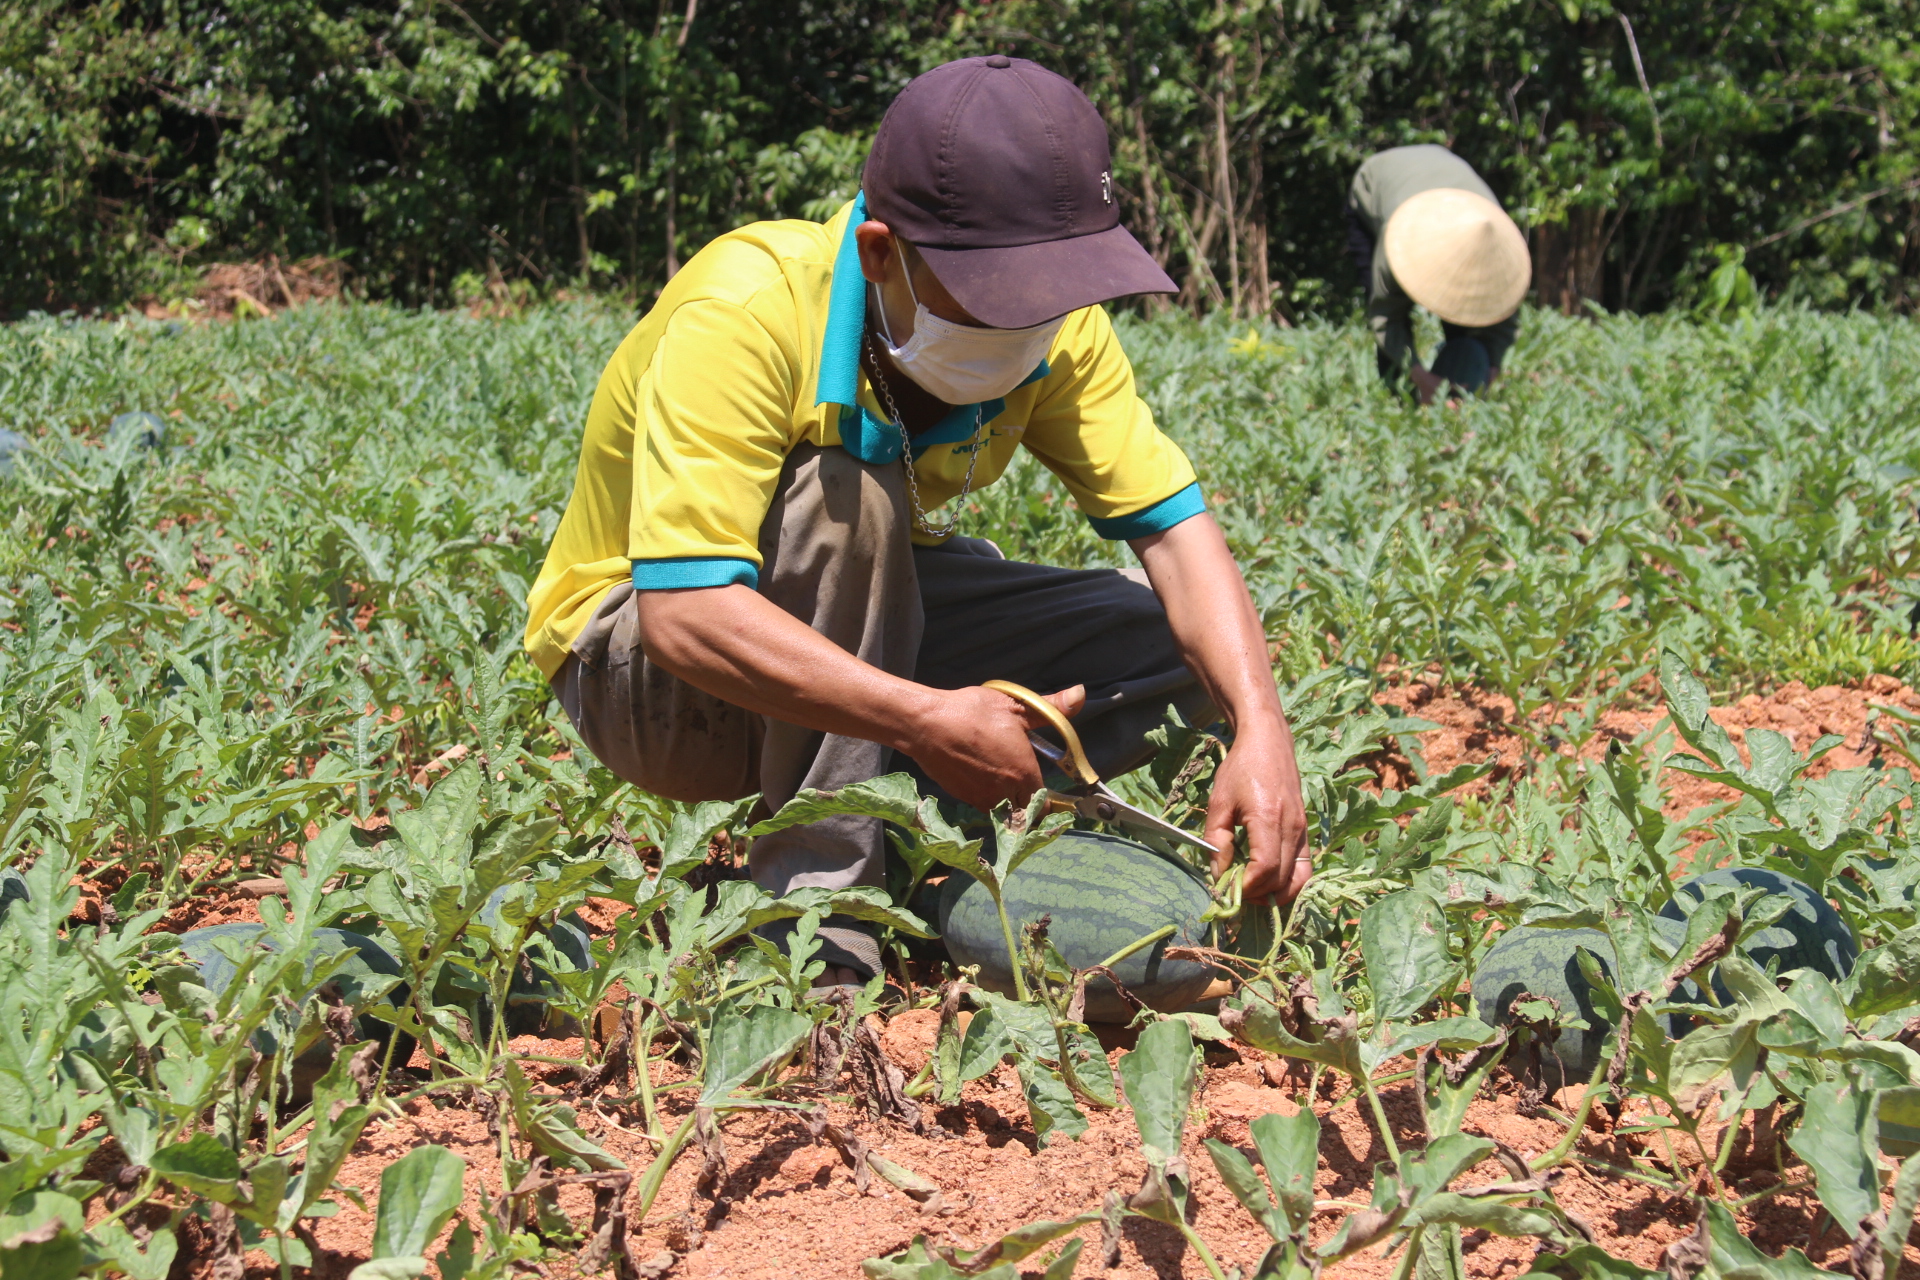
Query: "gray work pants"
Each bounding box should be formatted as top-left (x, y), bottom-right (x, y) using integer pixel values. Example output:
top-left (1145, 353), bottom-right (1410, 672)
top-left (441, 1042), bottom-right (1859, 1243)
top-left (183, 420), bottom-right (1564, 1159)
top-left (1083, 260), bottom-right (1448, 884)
top-left (552, 444), bottom-right (1211, 966)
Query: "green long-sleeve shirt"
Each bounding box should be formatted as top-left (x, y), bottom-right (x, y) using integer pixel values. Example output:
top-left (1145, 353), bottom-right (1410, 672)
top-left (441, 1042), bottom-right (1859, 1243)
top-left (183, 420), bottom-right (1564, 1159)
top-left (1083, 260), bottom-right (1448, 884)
top-left (1346, 145), bottom-right (1519, 382)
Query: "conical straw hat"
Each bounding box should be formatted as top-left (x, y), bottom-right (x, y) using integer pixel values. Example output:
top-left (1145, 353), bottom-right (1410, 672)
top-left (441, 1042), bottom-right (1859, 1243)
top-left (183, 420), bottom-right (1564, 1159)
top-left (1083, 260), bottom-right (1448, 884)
top-left (1382, 188), bottom-right (1531, 327)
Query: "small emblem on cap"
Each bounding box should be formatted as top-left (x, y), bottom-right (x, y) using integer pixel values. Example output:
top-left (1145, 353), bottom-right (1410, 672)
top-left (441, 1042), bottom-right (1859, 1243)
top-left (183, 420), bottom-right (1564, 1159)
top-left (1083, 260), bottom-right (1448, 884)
top-left (1100, 170), bottom-right (1112, 205)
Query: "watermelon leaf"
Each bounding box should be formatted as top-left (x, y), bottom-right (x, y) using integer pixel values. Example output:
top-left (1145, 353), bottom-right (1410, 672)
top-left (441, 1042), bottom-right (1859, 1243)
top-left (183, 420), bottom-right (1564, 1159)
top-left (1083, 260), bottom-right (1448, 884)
top-left (1870, 1152), bottom-right (1920, 1280)
top-left (1360, 889), bottom-right (1456, 1023)
top-left (1249, 1110), bottom-right (1321, 1232)
top-left (656, 796), bottom-right (761, 881)
top-left (1420, 1033), bottom-right (1508, 1139)
top-left (991, 791), bottom-right (1073, 882)
top-left (1845, 923), bottom-right (1920, 1018)
top-left (1700, 1199), bottom-right (1843, 1279)
top-left (1204, 1138), bottom-right (1285, 1240)
top-left (948, 1005), bottom-right (1014, 1102)
top-left (1222, 978), bottom-right (1366, 1080)
top-left (700, 1003), bottom-right (813, 1106)
top-left (1119, 1018), bottom-right (1197, 1222)
top-left (1786, 1077), bottom-right (1883, 1235)
top-left (1016, 1057), bottom-right (1088, 1146)
top-left (369, 1145), bottom-right (467, 1260)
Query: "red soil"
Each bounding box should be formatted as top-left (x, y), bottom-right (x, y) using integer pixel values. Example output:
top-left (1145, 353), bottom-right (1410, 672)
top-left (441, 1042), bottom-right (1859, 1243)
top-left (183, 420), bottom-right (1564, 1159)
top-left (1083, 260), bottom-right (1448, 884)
top-left (110, 678), bottom-right (1920, 1279)
top-left (201, 1029), bottom-right (1917, 1280)
top-left (1376, 675), bottom-right (1920, 832)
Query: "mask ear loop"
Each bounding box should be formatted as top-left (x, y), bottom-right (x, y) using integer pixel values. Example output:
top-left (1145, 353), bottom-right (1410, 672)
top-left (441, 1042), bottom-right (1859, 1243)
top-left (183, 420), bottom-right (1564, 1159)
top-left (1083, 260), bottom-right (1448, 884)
top-left (870, 236), bottom-right (922, 351)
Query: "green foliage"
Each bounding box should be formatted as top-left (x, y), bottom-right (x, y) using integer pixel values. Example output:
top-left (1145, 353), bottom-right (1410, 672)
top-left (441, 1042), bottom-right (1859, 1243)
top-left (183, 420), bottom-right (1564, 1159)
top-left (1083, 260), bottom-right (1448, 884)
top-left (3, 0), bottom-right (1916, 313)
top-left (5, 303), bottom-right (1920, 1275)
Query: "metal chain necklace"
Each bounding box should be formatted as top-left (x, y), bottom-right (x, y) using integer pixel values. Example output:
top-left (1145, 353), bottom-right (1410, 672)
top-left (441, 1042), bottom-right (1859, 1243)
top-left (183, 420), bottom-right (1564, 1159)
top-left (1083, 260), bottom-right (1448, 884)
top-left (863, 330), bottom-right (985, 538)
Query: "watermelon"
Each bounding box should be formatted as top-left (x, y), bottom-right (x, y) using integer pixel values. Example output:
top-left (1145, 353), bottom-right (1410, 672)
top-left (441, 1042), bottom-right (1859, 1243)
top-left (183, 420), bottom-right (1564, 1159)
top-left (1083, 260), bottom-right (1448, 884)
top-left (1471, 926), bottom-right (1622, 1082)
top-left (461, 888), bottom-right (595, 1037)
top-left (177, 923), bottom-right (412, 1096)
top-left (936, 830), bottom-right (1217, 1023)
top-left (1471, 916), bottom-right (1696, 1079)
top-left (1658, 867), bottom-right (1856, 981)
top-left (0, 870), bottom-right (24, 925)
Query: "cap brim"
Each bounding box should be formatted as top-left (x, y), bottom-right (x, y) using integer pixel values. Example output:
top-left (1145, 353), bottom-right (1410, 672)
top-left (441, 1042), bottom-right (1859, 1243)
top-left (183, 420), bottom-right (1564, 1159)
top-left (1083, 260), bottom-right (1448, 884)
top-left (915, 224), bottom-right (1177, 329)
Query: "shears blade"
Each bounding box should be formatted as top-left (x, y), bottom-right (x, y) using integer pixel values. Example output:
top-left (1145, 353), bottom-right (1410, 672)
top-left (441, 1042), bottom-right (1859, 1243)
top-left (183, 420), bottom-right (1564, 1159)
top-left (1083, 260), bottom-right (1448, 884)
top-left (1048, 783), bottom-right (1220, 857)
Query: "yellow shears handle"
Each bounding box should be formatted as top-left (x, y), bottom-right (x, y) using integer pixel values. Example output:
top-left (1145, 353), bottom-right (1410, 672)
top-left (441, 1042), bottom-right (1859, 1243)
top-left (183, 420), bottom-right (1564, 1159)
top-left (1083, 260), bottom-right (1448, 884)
top-left (982, 679), bottom-right (1101, 789)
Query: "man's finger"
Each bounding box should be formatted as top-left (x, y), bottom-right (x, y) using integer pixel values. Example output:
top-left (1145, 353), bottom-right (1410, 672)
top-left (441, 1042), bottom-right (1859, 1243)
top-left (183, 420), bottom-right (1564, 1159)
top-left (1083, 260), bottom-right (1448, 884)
top-left (1202, 819), bottom-right (1234, 879)
top-left (1041, 683), bottom-right (1086, 721)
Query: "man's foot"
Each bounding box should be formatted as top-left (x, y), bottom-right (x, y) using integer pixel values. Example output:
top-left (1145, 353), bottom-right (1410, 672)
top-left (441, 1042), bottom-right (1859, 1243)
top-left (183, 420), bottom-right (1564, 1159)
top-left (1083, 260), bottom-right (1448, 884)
top-left (810, 965), bottom-right (866, 994)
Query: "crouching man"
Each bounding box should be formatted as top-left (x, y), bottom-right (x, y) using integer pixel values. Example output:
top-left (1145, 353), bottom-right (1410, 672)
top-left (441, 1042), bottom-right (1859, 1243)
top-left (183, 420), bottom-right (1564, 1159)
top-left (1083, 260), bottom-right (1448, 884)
top-left (523, 56), bottom-right (1310, 986)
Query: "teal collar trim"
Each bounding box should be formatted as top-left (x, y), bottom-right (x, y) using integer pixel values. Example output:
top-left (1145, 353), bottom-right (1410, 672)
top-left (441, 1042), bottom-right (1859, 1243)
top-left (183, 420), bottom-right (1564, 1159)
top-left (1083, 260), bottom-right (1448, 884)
top-left (816, 189), bottom-right (1049, 465)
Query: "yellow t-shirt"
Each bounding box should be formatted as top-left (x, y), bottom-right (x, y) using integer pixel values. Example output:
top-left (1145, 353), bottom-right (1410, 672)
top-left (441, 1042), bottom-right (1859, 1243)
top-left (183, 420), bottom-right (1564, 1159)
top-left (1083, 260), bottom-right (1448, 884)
top-left (523, 194), bottom-right (1202, 679)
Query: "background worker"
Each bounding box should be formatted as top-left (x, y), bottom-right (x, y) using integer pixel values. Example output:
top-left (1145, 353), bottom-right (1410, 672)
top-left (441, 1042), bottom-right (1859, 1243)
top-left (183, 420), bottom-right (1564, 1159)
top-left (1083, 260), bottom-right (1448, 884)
top-left (524, 55), bottom-right (1310, 987)
top-left (1346, 144), bottom-right (1532, 404)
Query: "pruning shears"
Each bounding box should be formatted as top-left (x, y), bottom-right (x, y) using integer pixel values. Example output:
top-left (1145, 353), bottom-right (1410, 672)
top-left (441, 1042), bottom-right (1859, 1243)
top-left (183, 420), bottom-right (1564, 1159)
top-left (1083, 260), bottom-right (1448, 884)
top-left (983, 679), bottom-right (1220, 858)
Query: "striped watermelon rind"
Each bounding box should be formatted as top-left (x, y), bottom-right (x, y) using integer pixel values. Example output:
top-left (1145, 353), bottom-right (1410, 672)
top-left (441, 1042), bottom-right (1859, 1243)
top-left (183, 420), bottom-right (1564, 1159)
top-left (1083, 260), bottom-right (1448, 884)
top-left (937, 830), bottom-right (1217, 1022)
top-left (1470, 925), bottom-right (1620, 1081)
top-left (1658, 867), bottom-right (1857, 981)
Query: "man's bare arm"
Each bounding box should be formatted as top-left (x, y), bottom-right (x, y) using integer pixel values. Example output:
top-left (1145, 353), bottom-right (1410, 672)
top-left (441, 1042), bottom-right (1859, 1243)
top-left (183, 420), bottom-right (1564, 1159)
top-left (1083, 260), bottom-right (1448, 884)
top-left (634, 585), bottom-right (1081, 811)
top-left (1131, 514), bottom-right (1311, 904)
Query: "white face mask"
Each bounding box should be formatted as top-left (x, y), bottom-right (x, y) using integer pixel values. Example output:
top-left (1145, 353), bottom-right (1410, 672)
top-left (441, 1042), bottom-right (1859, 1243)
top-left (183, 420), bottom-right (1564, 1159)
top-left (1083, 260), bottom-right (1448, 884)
top-left (874, 242), bottom-right (1064, 404)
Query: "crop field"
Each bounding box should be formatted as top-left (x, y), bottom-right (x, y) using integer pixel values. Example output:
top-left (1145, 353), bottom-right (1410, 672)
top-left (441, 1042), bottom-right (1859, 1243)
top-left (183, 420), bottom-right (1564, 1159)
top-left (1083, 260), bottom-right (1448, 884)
top-left (1, 300), bottom-right (1918, 1280)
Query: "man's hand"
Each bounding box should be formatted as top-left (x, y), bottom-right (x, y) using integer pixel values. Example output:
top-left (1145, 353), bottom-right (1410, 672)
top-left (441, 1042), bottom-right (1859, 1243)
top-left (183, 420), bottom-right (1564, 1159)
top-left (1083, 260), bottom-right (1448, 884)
top-left (1409, 363), bottom-right (1445, 406)
top-left (909, 683), bottom-right (1086, 813)
top-left (1202, 728), bottom-right (1312, 907)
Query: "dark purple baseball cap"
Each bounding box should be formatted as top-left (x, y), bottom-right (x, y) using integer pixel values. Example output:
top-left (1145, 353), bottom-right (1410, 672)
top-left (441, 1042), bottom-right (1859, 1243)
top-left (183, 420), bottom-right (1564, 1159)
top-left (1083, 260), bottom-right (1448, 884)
top-left (862, 56), bottom-right (1177, 330)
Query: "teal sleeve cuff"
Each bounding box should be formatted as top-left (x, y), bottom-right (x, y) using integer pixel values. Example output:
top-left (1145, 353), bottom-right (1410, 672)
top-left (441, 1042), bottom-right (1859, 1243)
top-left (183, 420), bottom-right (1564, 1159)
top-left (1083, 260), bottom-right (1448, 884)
top-left (1086, 483), bottom-right (1207, 540)
top-left (631, 557), bottom-right (760, 591)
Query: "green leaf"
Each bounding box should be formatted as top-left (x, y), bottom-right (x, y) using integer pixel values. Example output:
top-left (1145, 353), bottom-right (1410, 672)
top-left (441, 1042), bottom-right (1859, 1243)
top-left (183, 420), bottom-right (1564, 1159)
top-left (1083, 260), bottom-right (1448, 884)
top-left (770, 886), bottom-right (934, 939)
top-left (0, 1192), bottom-right (83, 1280)
top-left (1222, 979), bottom-right (1365, 1079)
top-left (1406, 1193), bottom-right (1560, 1239)
top-left (504, 1061), bottom-right (626, 1173)
top-left (1701, 1200), bottom-right (1840, 1279)
top-left (861, 1236), bottom-right (1016, 1280)
top-left (0, 1222), bottom-right (80, 1280)
top-left (150, 1133), bottom-right (244, 1202)
top-left (1876, 1152), bottom-right (1920, 1279)
top-left (751, 774), bottom-right (925, 835)
top-left (990, 791), bottom-right (1072, 881)
top-left (436, 1222), bottom-right (475, 1280)
top-left (969, 1215), bottom-right (1102, 1268)
top-left (349, 1260), bottom-right (431, 1280)
top-left (1017, 1058), bottom-right (1088, 1146)
top-left (1528, 1243), bottom-right (1664, 1280)
top-left (1250, 1110), bottom-right (1321, 1232)
top-left (1042, 1237), bottom-right (1084, 1280)
top-left (658, 797), bottom-right (760, 880)
top-left (1364, 1016), bottom-right (1497, 1074)
top-left (1402, 1133), bottom-right (1495, 1202)
top-left (1880, 1086), bottom-right (1920, 1152)
top-left (1120, 1017), bottom-right (1197, 1157)
top-left (1785, 1079), bottom-right (1881, 1233)
top-left (82, 1221), bottom-right (176, 1280)
top-left (1361, 889), bottom-right (1456, 1021)
top-left (1847, 925), bottom-right (1920, 1018)
top-left (701, 1003), bottom-right (812, 1105)
top-left (1601, 903), bottom-right (1677, 997)
top-left (1205, 1138), bottom-right (1285, 1241)
top-left (371, 1146), bottom-right (468, 1260)
top-left (947, 1004), bottom-right (1013, 1102)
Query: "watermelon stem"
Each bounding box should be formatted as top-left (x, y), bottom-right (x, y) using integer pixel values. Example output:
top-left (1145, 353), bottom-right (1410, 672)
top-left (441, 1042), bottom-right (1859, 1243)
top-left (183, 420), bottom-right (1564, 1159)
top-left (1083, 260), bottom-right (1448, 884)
top-left (1361, 1077), bottom-right (1403, 1162)
top-left (1096, 924), bottom-right (1177, 973)
top-left (1529, 1048), bottom-right (1613, 1171)
top-left (1173, 1221), bottom-right (1231, 1280)
top-left (990, 889), bottom-right (1030, 1002)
